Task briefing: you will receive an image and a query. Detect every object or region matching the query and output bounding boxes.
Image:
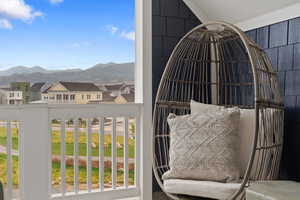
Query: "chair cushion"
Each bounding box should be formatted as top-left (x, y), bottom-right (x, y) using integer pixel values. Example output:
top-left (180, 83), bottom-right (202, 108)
top-left (163, 108), bottom-right (241, 182)
top-left (191, 100), bottom-right (256, 178)
top-left (164, 179), bottom-right (241, 200)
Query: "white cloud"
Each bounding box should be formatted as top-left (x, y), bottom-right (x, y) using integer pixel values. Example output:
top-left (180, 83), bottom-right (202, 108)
top-left (0, 0), bottom-right (43, 23)
top-left (106, 25), bottom-right (135, 41)
top-left (0, 19), bottom-right (12, 29)
top-left (106, 25), bottom-right (118, 34)
top-left (49, 0), bottom-right (64, 5)
top-left (121, 31), bottom-right (135, 41)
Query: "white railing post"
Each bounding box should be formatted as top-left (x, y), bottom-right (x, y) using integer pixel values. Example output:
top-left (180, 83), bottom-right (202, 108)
top-left (20, 106), bottom-right (50, 200)
top-left (6, 121), bottom-right (13, 200)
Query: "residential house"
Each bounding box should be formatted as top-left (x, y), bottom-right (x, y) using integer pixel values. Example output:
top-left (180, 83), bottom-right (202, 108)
top-left (88, 91), bottom-right (135, 104)
top-left (0, 88), bottom-right (23, 105)
top-left (89, 82), bottom-right (135, 104)
top-left (97, 84), bottom-right (108, 92)
top-left (103, 82), bottom-right (134, 97)
top-left (120, 83), bottom-right (134, 94)
top-left (30, 82), bottom-right (46, 102)
top-left (88, 91), bottom-right (116, 104)
top-left (10, 82), bottom-right (30, 104)
top-left (42, 81), bottom-right (103, 104)
top-left (114, 93), bottom-right (135, 103)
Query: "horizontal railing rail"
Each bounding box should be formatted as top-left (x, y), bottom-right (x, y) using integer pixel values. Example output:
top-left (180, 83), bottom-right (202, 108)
top-left (0, 103), bottom-right (142, 118)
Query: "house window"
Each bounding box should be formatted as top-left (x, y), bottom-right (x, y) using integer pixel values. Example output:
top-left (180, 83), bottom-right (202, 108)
top-left (70, 95), bottom-right (75, 101)
top-left (87, 95), bottom-right (91, 100)
top-left (57, 94), bottom-right (62, 100)
top-left (9, 93), bottom-right (14, 98)
top-left (82, 95), bottom-right (84, 100)
top-left (63, 94), bottom-right (69, 100)
top-left (97, 94), bottom-right (101, 99)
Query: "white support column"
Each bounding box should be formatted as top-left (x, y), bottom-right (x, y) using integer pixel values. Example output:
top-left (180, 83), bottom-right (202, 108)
top-left (20, 106), bottom-right (50, 200)
top-left (135, 0), bottom-right (152, 199)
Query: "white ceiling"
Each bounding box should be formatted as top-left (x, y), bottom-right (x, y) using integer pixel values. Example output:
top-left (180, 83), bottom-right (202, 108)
top-left (183, 0), bottom-right (300, 30)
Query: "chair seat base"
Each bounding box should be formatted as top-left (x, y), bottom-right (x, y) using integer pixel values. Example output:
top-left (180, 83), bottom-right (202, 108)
top-left (164, 179), bottom-right (241, 200)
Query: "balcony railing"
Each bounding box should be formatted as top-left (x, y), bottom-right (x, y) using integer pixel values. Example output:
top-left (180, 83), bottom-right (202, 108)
top-left (0, 103), bottom-right (142, 200)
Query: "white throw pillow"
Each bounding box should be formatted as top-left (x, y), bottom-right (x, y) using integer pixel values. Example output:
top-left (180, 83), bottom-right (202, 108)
top-left (163, 108), bottom-right (241, 183)
top-left (190, 100), bottom-right (255, 178)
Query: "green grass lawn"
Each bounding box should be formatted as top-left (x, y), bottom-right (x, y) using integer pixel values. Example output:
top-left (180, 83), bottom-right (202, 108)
top-left (0, 154), bottom-right (19, 186)
top-left (52, 161), bottom-right (135, 186)
top-left (0, 153), bottom-right (135, 187)
top-left (0, 127), bottom-right (136, 158)
top-left (51, 131), bottom-right (135, 158)
top-left (0, 127), bottom-right (19, 150)
top-left (0, 126), bottom-right (136, 188)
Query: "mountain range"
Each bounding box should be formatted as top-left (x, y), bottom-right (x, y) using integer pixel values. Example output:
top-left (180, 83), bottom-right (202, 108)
top-left (0, 66), bottom-right (82, 76)
top-left (0, 63), bottom-right (134, 86)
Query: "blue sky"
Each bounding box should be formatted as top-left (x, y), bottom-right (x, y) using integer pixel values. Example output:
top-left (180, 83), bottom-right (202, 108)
top-left (0, 0), bottom-right (135, 70)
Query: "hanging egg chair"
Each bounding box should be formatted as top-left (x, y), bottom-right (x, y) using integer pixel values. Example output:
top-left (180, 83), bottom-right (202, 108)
top-left (153, 22), bottom-right (284, 200)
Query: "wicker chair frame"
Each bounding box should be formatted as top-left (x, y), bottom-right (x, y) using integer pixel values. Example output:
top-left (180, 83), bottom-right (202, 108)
top-left (153, 22), bottom-right (284, 200)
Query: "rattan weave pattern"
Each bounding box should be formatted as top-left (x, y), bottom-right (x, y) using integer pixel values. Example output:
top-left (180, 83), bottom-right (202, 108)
top-left (153, 22), bottom-right (284, 200)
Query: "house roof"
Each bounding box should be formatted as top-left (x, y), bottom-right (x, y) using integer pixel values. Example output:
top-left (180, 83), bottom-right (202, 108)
top-left (30, 82), bottom-right (45, 92)
top-left (119, 84), bottom-right (134, 91)
top-left (101, 91), bottom-right (116, 102)
top-left (129, 87), bottom-right (135, 93)
top-left (60, 82), bottom-right (100, 92)
top-left (104, 83), bottom-right (126, 91)
top-left (43, 81), bottom-right (101, 93)
top-left (119, 93), bottom-right (135, 102)
top-left (0, 88), bottom-right (10, 91)
top-left (41, 85), bottom-right (51, 94)
top-left (0, 87), bottom-right (21, 92)
top-left (96, 85), bottom-right (108, 91)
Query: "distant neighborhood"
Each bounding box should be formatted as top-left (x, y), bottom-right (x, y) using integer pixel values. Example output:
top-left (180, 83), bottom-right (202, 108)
top-left (0, 81), bottom-right (134, 105)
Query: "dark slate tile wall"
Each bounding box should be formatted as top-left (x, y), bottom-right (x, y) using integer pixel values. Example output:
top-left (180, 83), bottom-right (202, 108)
top-left (152, 0), bottom-right (201, 191)
top-left (246, 17), bottom-right (300, 181)
top-left (152, 0), bottom-right (200, 104)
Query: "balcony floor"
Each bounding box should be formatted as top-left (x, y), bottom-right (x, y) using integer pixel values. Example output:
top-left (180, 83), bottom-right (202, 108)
top-left (119, 192), bottom-right (171, 200)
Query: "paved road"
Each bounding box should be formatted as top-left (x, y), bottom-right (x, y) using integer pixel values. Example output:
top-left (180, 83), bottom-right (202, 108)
top-left (52, 155), bottom-right (135, 164)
